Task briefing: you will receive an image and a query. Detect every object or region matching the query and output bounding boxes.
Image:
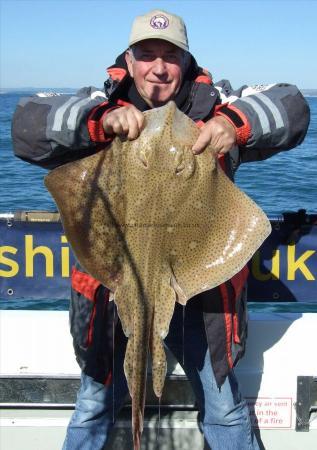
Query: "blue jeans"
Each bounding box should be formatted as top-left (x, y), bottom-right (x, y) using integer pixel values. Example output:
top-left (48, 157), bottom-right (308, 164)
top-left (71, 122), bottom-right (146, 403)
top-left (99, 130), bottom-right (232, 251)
top-left (62, 301), bottom-right (259, 450)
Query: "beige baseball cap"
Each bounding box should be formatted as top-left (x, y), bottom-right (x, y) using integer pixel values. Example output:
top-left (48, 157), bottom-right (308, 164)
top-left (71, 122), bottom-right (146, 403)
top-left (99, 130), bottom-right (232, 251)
top-left (129, 10), bottom-right (189, 52)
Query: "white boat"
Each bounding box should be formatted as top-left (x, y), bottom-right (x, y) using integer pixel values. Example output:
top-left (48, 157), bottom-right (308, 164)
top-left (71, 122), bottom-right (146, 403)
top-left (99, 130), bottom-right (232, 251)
top-left (35, 92), bottom-right (62, 98)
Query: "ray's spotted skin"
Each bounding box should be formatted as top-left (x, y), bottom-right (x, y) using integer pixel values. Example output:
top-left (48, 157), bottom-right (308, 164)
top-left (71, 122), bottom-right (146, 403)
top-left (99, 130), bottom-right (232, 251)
top-left (45, 102), bottom-right (271, 449)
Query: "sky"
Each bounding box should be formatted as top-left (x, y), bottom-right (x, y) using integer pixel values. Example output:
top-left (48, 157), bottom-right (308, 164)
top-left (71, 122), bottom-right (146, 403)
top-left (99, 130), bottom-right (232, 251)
top-left (1, 0), bottom-right (316, 89)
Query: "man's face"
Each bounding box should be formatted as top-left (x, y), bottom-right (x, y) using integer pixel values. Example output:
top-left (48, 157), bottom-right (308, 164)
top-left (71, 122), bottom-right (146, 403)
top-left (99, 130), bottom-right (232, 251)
top-left (125, 39), bottom-right (186, 108)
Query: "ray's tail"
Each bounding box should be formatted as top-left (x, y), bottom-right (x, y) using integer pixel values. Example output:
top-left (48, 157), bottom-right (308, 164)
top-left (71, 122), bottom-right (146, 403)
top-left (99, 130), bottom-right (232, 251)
top-left (116, 274), bottom-right (177, 449)
top-left (123, 303), bottom-right (153, 450)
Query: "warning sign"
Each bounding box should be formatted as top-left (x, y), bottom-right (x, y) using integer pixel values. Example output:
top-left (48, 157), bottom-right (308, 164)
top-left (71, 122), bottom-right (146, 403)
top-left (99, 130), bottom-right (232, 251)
top-left (246, 397), bottom-right (292, 429)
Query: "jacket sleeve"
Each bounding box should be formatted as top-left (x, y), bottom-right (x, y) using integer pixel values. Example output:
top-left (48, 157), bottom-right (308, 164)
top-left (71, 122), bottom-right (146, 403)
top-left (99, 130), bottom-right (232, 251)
top-left (213, 80), bottom-right (310, 163)
top-left (11, 87), bottom-right (115, 170)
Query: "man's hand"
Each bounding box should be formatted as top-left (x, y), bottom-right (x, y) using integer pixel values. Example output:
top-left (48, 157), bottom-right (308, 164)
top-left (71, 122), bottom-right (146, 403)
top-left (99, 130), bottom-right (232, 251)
top-left (192, 116), bottom-right (237, 155)
top-left (102, 105), bottom-right (145, 140)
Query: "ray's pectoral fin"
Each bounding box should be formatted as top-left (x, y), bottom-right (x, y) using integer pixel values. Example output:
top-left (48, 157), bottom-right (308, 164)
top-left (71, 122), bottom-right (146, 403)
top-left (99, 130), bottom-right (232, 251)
top-left (44, 148), bottom-right (125, 292)
top-left (169, 163), bottom-right (271, 301)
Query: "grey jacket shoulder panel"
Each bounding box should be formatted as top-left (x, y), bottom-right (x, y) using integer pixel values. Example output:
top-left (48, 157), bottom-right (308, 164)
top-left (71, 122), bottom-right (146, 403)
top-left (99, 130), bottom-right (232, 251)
top-left (12, 88), bottom-right (107, 169)
top-left (214, 81), bottom-right (310, 164)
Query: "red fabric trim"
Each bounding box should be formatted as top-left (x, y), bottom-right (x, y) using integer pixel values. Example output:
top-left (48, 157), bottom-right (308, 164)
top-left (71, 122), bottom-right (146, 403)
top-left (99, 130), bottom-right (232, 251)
top-left (230, 265), bottom-right (249, 344)
top-left (107, 67), bottom-right (127, 82)
top-left (88, 101), bottom-right (109, 120)
top-left (99, 106), bottom-right (121, 140)
top-left (104, 371), bottom-right (112, 386)
top-left (71, 267), bottom-right (101, 302)
top-left (202, 68), bottom-right (213, 82)
top-left (195, 75), bottom-right (212, 85)
top-left (232, 313), bottom-right (240, 344)
top-left (87, 99), bottom-right (132, 143)
top-left (87, 102), bottom-right (116, 143)
top-left (215, 103), bottom-right (251, 146)
top-left (231, 265), bottom-right (249, 299)
top-left (219, 283), bottom-right (234, 368)
top-left (217, 154), bottom-right (226, 171)
top-left (194, 68), bottom-right (212, 85)
top-left (87, 302), bottom-right (97, 346)
top-left (117, 99), bottom-right (132, 107)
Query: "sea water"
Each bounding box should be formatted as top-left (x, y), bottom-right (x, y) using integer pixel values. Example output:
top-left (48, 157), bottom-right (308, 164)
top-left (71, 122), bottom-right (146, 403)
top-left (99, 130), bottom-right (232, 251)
top-left (0, 90), bottom-right (316, 311)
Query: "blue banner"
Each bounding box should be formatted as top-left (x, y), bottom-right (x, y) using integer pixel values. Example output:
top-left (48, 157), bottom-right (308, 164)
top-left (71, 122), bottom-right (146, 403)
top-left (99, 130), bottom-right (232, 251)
top-left (0, 215), bottom-right (316, 302)
top-left (248, 216), bottom-right (317, 302)
top-left (0, 219), bottom-right (75, 300)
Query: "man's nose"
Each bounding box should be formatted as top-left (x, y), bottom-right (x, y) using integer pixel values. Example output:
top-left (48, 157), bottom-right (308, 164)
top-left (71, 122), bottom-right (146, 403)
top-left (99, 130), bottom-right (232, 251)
top-left (152, 58), bottom-right (167, 76)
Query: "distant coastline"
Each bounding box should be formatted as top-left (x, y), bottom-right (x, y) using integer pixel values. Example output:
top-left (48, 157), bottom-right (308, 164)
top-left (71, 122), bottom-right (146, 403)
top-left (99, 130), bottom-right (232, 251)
top-left (1, 87), bottom-right (317, 97)
top-left (0, 87), bottom-right (78, 94)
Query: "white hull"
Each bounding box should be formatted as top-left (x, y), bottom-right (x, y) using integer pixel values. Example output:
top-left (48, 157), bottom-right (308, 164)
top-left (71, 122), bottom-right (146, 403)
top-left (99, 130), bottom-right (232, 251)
top-left (1, 310), bottom-right (317, 449)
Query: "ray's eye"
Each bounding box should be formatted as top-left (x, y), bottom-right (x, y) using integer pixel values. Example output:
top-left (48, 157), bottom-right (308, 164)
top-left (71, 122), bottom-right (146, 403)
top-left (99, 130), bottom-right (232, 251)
top-left (138, 149), bottom-right (149, 168)
top-left (140, 159), bottom-right (148, 168)
top-left (175, 163), bottom-right (185, 174)
top-left (174, 147), bottom-right (185, 174)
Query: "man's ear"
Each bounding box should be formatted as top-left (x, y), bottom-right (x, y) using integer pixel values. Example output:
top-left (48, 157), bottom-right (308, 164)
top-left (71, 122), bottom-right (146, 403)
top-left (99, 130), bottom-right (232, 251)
top-left (125, 50), bottom-right (134, 78)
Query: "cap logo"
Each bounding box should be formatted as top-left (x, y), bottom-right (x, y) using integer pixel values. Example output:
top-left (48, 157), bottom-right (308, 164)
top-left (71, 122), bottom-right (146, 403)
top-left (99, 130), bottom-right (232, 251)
top-left (150, 14), bottom-right (169, 29)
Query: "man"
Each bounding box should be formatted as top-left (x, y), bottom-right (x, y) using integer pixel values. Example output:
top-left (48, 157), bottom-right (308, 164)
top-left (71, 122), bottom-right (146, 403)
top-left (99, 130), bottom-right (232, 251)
top-left (12, 9), bottom-right (309, 450)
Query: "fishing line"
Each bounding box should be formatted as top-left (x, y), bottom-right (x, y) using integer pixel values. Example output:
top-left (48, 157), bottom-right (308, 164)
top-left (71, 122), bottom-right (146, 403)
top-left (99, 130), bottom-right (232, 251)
top-left (155, 396), bottom-right (162, 450)
top-left (112, 300), bottom-right (116, 424)
top-left (182, 304), bottom-right (186, 366)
